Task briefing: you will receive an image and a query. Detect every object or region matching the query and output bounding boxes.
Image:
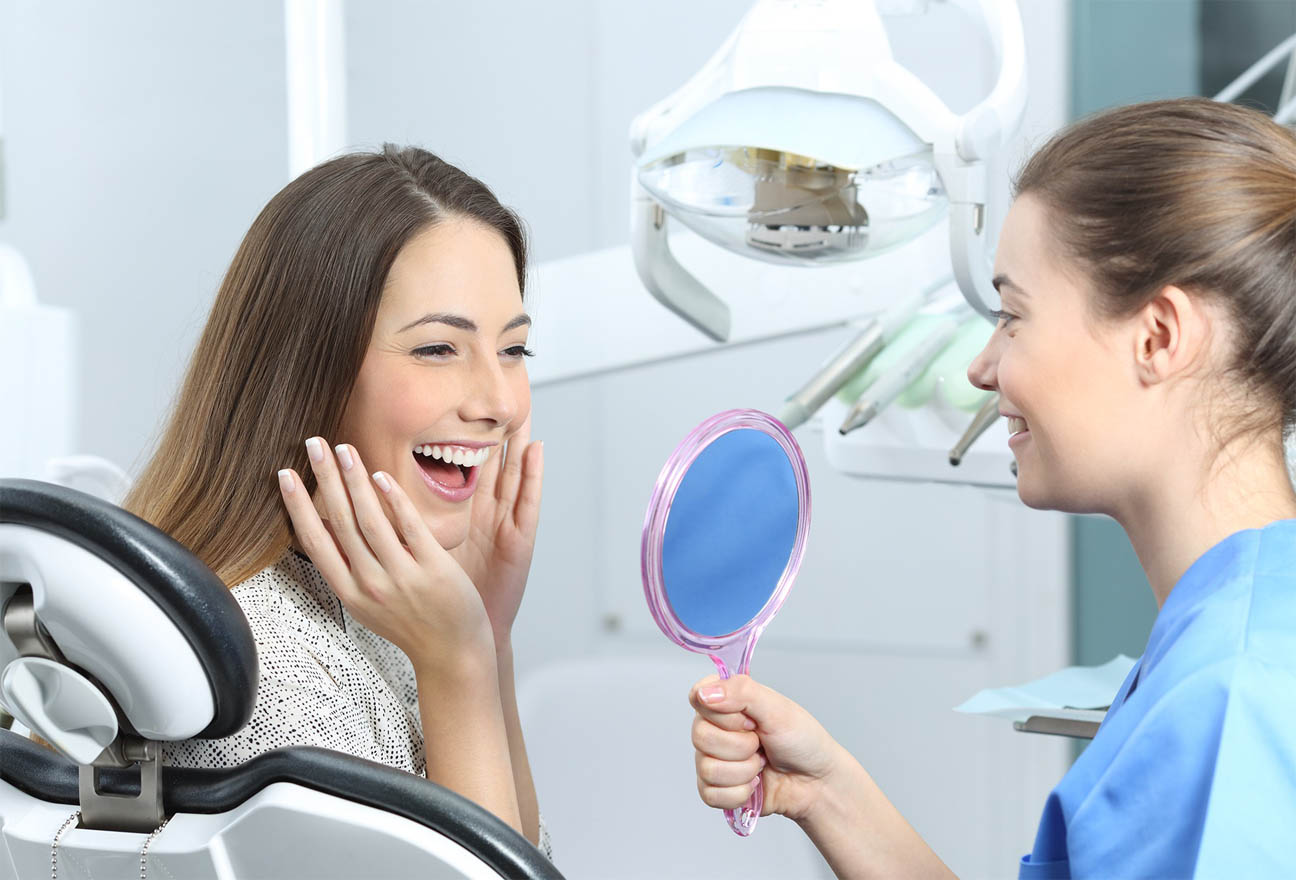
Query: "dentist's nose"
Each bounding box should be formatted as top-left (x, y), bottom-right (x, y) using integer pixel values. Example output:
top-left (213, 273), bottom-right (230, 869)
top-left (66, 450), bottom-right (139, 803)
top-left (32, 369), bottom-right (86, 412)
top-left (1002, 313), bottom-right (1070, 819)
top-left (967, 331), bottom-right (1001, 392)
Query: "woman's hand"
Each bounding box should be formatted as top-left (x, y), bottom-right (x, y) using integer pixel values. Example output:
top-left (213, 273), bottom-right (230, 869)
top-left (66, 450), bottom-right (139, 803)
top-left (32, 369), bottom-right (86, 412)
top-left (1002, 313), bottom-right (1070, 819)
top-left (447, 417), bottom-right (543, 649)
top-left (277, 437), bottom-right (496, 674)
top-left (690, 674), bottom-right (848, 824)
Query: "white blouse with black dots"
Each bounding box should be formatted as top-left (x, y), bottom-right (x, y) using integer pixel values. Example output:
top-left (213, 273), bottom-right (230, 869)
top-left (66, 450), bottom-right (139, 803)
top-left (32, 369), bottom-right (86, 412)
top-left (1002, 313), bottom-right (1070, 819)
top-left (161, 550), bottom-right (553, 861)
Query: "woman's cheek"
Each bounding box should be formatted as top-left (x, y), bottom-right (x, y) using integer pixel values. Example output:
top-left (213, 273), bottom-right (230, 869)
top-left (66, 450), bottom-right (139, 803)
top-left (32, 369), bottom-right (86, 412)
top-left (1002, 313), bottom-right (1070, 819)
top-left (511, 374), bottom-right (533, 428)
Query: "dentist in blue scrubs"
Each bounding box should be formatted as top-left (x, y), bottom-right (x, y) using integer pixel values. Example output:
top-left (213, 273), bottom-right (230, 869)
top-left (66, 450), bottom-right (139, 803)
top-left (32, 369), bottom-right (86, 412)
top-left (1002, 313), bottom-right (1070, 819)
top-left (683, 97), bottom-right (1296, 879)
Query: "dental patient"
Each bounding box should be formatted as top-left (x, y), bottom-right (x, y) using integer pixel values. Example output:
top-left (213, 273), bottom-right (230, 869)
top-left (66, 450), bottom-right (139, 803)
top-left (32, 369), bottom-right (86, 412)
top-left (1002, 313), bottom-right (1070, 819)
top-left (123, 146), bottom-right (550, 856)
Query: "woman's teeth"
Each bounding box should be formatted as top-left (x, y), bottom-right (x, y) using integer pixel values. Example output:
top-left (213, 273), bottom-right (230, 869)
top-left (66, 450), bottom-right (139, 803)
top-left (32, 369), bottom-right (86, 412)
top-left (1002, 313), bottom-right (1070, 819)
top-left (414, 444), bottom-right (489, 467)
top-left (1008, 417), bottom-right (1028, 436)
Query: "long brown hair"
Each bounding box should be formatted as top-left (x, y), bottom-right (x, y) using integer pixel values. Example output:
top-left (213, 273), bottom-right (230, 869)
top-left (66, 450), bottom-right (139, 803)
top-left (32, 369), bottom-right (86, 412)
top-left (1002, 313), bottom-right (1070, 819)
top-left (1014, 98), bottom-right (1296, 439)
top-left (125, 145), bottom-right (528, 585)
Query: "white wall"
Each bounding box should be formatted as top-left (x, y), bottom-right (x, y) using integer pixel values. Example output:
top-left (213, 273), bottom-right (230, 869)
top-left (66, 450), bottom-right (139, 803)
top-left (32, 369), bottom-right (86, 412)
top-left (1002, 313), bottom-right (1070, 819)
top-left (0, 0), bottom-right (288, 472)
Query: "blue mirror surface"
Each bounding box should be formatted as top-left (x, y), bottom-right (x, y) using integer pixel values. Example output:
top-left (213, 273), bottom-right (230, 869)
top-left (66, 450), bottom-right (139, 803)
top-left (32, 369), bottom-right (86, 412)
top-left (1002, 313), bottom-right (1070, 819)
top-left (661, 428), bottom-right (799, 637)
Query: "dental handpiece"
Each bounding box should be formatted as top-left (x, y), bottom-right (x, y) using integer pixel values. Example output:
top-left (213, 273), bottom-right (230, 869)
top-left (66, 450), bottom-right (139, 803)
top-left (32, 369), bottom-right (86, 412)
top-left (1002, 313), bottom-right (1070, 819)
top-left (838, 319), bottom-right (960, 436)
top-left (949, 392), bottom-right (1002, 466)
top-left (777, 287), bottom-right (928, 430)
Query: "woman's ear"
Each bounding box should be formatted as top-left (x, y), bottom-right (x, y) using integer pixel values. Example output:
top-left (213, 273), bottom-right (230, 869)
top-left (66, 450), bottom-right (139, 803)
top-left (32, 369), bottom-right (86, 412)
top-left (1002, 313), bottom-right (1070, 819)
top-left (1132, 285), bottom-right (1207, 386)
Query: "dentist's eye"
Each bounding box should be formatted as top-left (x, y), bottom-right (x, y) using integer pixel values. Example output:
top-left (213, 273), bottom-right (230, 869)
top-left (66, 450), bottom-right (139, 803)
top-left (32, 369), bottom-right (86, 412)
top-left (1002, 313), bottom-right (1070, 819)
top-left (413, 344), bottom-right (456, 359)
top-left (503, 345), bottom-right (535, 359)
top-left (988, 309), bottom-right (1018, 328)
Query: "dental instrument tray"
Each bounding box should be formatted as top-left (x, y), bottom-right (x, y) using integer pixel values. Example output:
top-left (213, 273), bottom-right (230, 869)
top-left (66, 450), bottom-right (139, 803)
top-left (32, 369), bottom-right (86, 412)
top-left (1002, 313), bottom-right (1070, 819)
top-left (954, 655), bottom-right (1137, 741)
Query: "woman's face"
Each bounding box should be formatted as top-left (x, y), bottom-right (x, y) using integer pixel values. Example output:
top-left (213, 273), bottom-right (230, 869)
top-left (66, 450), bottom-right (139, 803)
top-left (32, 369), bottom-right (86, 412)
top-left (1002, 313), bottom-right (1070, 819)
top-left (337, 219), bottom-right (531, 549)
top-left (968, 194), bottom-right (1147, 514)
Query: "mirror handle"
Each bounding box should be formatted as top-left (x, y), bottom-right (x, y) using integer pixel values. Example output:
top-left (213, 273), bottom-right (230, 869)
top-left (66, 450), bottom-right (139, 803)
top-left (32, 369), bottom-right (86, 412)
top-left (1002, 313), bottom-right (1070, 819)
top-left (711, 637), bottom-right (763, 836)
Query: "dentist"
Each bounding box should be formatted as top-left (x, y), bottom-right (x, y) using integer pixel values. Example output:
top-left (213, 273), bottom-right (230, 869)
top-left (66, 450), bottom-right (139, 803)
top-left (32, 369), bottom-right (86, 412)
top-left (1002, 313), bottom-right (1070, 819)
top-left (688, 98), bottom-right (1296, 879)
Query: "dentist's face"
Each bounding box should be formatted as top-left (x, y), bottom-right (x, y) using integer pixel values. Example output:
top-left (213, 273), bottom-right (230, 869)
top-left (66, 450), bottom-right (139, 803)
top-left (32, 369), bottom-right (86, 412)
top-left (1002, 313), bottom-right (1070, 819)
top-left (337, 218), bottom-right (532, 549)
top-left (967, 195), bottom-right (1140, 514)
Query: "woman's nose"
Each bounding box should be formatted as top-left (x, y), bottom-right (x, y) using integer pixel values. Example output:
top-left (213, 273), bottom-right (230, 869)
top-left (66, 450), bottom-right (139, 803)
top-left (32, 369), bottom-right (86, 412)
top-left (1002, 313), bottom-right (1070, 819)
top-left (967, 335), bottom-right (1000, 392)
top-left (461, 358), bottom-right (518, 427)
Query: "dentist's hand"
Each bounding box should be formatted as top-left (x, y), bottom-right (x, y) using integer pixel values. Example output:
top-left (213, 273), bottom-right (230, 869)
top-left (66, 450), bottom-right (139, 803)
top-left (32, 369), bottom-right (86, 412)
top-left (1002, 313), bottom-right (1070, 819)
top-left (690, 674), bottom-right (848, 824)
top-left (448, 416), bottom-right (543, 649)
top-left (691, 676), bottom-right (957, 879)
top-left (278, 437), bottom-right (496, 673)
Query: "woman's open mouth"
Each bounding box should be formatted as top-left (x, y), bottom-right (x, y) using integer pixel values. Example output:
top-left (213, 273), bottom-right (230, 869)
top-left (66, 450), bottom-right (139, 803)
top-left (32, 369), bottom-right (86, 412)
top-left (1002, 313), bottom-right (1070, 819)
top-left (412, 444), bottom-right (489, 503)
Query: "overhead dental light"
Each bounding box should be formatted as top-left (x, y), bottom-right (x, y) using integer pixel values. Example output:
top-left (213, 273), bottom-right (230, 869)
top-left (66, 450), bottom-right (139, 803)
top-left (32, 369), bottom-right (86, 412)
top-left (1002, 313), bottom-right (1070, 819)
top-left (629, 0), bottom-right (1026, 341)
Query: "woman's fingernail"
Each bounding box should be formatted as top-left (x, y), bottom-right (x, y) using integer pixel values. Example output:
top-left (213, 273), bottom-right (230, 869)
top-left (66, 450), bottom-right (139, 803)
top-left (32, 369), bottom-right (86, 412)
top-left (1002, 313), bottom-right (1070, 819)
top-left (335, 444), bottom-right (354, 471)
top-left (277, 470), bottom-right (295, 493)
top-left (372, 471), bottom-right (392, 493)
top-left (306, 437), bottom-right (324, 463)
top-left (744, 717), bottom-right (757, 731)
top-left (699, 686), bottom-right (724, 704)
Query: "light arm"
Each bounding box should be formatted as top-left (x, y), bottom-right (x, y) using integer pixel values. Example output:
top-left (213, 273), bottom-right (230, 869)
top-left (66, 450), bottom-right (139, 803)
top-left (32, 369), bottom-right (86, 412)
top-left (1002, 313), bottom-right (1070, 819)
top-left (949, 0), bottom-right (1027, 162)
top-left (630, 174), bottom-right (732, 342)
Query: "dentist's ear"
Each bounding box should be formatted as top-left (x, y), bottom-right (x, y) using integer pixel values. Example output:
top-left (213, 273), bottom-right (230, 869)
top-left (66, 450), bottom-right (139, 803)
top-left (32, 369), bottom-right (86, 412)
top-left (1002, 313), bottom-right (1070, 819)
top-left (1132, 285), bottom-right (1210, 386)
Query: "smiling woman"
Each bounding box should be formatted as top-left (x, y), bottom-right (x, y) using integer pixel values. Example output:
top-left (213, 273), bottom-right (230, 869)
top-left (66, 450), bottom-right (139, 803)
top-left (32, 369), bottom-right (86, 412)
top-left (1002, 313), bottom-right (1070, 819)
top-left (121, 146), bottom-right (551, 857)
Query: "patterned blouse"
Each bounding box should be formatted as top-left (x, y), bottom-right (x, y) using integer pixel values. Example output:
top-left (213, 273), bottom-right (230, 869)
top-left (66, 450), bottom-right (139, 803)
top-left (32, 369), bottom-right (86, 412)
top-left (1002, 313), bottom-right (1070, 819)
top-left (161, 550), bottom-right (552, 860)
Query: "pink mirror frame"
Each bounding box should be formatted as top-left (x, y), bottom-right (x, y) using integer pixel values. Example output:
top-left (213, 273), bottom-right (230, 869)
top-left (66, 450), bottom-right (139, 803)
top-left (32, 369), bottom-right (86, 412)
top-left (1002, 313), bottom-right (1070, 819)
top-left (640, 409), bottom-right (812, 836)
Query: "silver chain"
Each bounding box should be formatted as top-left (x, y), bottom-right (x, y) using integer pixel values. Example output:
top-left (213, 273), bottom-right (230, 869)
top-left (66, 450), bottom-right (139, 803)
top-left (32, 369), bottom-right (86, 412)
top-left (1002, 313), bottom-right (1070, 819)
top-left (139, 814), bottom-right (172, 880)
top-left (49, 808), bottom-right (172, 880)
top-left (50, 809), bottom-right (79, 880)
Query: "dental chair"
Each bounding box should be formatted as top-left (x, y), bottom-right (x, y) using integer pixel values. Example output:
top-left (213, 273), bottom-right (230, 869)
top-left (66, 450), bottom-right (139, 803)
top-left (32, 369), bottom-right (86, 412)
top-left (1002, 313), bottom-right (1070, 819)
top-left (0, 478), bottom-right (563, 880)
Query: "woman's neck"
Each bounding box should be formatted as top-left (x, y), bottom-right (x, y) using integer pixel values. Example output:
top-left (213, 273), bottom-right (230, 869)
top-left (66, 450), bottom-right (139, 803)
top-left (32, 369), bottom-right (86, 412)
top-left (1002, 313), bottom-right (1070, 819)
top-left (1116, 434), bottom-right (1296, 608)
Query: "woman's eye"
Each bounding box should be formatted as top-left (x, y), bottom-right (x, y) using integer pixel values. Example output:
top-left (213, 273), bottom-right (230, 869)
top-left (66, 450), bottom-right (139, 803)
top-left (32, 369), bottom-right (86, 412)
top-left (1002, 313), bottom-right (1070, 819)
top-left (413, 344), bottom-right (456, 359)
top-left (503, 345), bottom-right (535, 359)
top-left (988, 309), bottom-right (1018, 328)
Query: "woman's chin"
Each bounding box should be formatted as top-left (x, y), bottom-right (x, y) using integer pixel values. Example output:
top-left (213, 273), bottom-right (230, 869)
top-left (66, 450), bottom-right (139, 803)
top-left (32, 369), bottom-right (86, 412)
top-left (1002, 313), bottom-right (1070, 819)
top-left (397, 475), bottom-right (472, 549)
top-left (426, 511), bottom-right (471, 551)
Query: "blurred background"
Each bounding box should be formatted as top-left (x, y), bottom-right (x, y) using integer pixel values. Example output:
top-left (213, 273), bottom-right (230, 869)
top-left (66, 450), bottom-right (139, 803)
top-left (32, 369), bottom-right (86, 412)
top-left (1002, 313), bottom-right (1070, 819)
top-left (2, 1), bottom-right (1293, 876)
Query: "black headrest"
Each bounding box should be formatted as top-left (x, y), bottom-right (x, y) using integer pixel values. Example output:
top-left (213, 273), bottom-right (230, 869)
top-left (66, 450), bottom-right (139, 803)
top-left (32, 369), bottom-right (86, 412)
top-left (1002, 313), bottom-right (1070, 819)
top-left (0, 479), bottom-right (257, 739)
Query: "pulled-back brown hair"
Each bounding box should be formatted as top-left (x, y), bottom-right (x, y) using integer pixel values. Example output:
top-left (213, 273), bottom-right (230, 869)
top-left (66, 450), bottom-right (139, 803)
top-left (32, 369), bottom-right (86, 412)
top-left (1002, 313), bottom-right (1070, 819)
top-left (124, 145), bottom-right (528, 585)
top-left (1014, 98), bottom-right (1296, 437)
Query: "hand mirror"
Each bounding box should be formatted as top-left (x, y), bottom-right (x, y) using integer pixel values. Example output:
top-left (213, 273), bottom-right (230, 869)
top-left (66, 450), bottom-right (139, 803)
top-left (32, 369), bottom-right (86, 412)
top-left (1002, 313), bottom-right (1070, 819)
top-left (640, 409), bottom-right (811, 836)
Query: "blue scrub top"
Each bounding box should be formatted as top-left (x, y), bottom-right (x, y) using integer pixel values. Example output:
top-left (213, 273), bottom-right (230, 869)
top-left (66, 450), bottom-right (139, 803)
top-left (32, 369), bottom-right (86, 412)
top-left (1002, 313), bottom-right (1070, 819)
top-left (1020, 519), bottom-right (1296, 880)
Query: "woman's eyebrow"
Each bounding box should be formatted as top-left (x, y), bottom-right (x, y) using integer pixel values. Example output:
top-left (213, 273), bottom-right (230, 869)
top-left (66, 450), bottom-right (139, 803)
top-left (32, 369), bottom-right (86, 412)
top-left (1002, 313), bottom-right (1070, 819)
top-left (502, 314), bottom-right (532, 333)
top-left (992, 274), bottom-right (1028, 297)
top-left (399, 312), bottom-right (476, 333)
top-left (397, 312), bottom-right (532, 333)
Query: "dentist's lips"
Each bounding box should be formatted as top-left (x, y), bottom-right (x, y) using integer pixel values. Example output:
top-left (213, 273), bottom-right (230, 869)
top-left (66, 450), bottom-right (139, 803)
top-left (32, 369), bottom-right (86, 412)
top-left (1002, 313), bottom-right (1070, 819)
top-left (1004, 414), bottom-right (1030, 447)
